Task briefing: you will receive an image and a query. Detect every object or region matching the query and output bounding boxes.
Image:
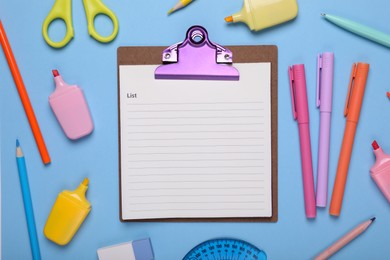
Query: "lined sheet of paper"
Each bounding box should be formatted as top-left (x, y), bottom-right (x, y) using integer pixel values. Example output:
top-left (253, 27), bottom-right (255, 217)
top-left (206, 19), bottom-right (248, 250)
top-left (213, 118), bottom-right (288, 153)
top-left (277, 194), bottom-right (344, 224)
top-left (119, 63), bottom-right (271, 220)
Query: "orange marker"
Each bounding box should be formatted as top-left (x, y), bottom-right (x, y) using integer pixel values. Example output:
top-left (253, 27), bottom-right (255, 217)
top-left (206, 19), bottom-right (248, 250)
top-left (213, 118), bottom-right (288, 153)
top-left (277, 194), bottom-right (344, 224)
top-left (0, 21), bottom-right (51, 164)
top-left (329, 62), bottom-right (369, 216)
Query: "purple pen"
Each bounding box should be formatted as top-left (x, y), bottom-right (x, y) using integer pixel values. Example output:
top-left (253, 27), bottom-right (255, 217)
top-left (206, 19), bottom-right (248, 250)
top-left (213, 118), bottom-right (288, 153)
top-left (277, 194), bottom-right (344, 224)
top-left (316, 52), bottom-right (334, 207)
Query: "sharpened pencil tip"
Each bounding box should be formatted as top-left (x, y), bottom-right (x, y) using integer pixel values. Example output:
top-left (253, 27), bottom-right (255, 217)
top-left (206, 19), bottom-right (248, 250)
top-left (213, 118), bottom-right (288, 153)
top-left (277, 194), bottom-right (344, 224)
top-left (371, 217), bottom-right (376, 222)
top-left (321, 13), bottom-right (326, 17)
top-left (16, 139), bottom-right (23, 157)
top-left (167, 8), bottom-right (174, 15)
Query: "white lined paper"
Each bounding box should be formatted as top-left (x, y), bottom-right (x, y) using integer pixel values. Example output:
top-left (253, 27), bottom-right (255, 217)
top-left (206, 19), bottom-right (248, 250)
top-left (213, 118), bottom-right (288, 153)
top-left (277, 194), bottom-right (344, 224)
top-left (119, 63), bottom-right (271, 220)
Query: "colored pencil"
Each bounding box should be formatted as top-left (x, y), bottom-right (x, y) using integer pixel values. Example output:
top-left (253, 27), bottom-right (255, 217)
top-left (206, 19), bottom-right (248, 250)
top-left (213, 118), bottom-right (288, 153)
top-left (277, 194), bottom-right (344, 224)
top-left (168, 0), bottom-right (194, 15)
top-left (314, 217), bottom-right (375, 260)
top-left (0, 21), bottom-right (50, 164)
top-left (16, 140), bottom-right (41, 260)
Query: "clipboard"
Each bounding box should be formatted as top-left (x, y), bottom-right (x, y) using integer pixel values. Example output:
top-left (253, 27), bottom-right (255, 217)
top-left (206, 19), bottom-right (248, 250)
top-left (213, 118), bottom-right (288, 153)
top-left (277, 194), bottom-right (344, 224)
top-left (117, 26), bottom-right (278, 222)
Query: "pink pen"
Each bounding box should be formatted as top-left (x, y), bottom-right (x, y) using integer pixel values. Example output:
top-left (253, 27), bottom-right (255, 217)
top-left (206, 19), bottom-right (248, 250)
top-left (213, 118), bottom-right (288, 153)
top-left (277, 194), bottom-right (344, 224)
top-left (316, 52), bottom-right (334, 207)
top-left (289, 64), bottom-right (316, 218)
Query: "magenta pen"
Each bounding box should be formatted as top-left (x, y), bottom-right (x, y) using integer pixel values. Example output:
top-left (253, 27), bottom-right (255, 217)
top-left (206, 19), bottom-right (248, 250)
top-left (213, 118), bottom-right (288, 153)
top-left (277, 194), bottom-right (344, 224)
top-left (288, 64), bottom-right (316, 218)
top-left (316, 52), bottom-right (334, 207)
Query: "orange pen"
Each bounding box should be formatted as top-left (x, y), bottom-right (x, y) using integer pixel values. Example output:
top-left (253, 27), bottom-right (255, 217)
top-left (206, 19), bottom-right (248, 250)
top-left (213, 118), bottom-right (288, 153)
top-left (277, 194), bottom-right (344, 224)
top-left (0, 21), bottom-right (51, 164)
top-left (329, 62), bottom-right (369, 216)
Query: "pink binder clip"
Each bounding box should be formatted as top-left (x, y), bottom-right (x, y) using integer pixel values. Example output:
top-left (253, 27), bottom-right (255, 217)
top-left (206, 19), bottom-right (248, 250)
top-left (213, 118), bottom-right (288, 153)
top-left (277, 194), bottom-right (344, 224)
top-left (155, 25), bottom-right (239, 80)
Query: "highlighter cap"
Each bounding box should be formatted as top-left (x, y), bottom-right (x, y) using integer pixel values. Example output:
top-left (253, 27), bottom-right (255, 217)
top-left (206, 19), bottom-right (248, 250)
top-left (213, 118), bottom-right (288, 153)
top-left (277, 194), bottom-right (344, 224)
top-left (289, 64), bottom-right (309, 124)
top-left (232, 0), bottom-right (298, 31)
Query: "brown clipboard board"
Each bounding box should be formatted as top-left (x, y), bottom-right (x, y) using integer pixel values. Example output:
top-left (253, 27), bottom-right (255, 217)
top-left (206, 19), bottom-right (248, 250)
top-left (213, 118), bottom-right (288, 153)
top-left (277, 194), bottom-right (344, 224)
top-left (117, 45), bottom-right (278, 222)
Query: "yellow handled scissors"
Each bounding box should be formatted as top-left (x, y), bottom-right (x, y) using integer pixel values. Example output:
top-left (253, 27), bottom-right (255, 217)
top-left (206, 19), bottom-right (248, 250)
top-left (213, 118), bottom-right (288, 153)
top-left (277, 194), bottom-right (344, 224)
top-left (42, 0), bottom-right (119, 48)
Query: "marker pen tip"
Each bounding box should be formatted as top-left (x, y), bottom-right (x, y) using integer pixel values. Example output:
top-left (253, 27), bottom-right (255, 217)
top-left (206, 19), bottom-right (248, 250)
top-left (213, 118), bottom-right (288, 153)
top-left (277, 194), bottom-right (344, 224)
top-left (225, 16), bottom-right (233, 23)
top-left (372, 140), bottom-right (379, 150)
top-left (82, 178), bottom-right (89, 186)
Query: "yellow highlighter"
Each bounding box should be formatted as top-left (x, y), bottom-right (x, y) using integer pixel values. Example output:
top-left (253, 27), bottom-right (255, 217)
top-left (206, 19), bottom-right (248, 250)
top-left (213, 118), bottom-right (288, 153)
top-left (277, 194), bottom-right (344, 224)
top-left (44, 178), bottom-right (91, 246)
top-left (225, 0), bottom-right (298, 31)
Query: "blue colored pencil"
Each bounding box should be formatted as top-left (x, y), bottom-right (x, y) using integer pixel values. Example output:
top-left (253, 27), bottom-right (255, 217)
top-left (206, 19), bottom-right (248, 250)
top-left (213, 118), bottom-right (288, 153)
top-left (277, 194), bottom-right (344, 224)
top-left (16, 140), bottom-right (41, 260)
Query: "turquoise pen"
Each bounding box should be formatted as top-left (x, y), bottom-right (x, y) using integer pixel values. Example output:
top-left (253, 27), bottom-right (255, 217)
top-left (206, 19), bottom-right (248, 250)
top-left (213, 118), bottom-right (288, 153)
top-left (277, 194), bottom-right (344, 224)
top-left (16, 140), bottom-right (41, 260)
top-left (322, 13), bottom-right (390, 48)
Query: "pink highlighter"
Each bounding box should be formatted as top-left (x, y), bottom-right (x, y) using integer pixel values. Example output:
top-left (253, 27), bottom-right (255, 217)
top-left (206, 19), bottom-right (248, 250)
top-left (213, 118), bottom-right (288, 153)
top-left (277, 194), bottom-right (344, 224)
top-left (49, 70), bottom-right (93, 140)
top-left (370, 140), bottom-right (390, 203)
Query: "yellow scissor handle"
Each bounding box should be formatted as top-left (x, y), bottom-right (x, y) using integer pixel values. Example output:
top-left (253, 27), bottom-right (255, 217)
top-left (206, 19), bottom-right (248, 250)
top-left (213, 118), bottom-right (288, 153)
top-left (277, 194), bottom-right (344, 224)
top-left (82, 0), bottom-right (119, 43)
top-left (42, 0), bottom-right (74, 48)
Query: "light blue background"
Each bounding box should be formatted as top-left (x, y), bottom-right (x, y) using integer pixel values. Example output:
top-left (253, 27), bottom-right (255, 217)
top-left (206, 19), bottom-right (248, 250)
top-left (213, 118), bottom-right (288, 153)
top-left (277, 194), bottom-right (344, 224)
top-left (1, 0), bottom-right (390, 259)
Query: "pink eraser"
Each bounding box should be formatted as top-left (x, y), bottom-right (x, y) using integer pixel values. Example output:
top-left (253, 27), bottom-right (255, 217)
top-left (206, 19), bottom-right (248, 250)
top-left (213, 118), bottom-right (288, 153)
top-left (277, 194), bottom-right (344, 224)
top-left (49, 70), bottom-right (94, 140)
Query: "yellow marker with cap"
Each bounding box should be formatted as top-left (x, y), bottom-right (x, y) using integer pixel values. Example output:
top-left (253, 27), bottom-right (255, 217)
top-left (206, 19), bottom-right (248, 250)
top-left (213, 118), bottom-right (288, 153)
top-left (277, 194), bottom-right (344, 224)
top-left (44, 178), bottom-right (91, 246)
top-left (225, 0), bottom-right (298, 31)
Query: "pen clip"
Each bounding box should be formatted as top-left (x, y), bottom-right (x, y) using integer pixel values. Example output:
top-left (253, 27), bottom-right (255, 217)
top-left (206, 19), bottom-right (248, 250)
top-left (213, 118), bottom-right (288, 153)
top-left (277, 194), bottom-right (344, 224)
top-left (316, 54), bottom-right (322, 108)
top-left (344, 63), bottom-right (357, 117)
top-left (288, 66), bottom-right (298, 120)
